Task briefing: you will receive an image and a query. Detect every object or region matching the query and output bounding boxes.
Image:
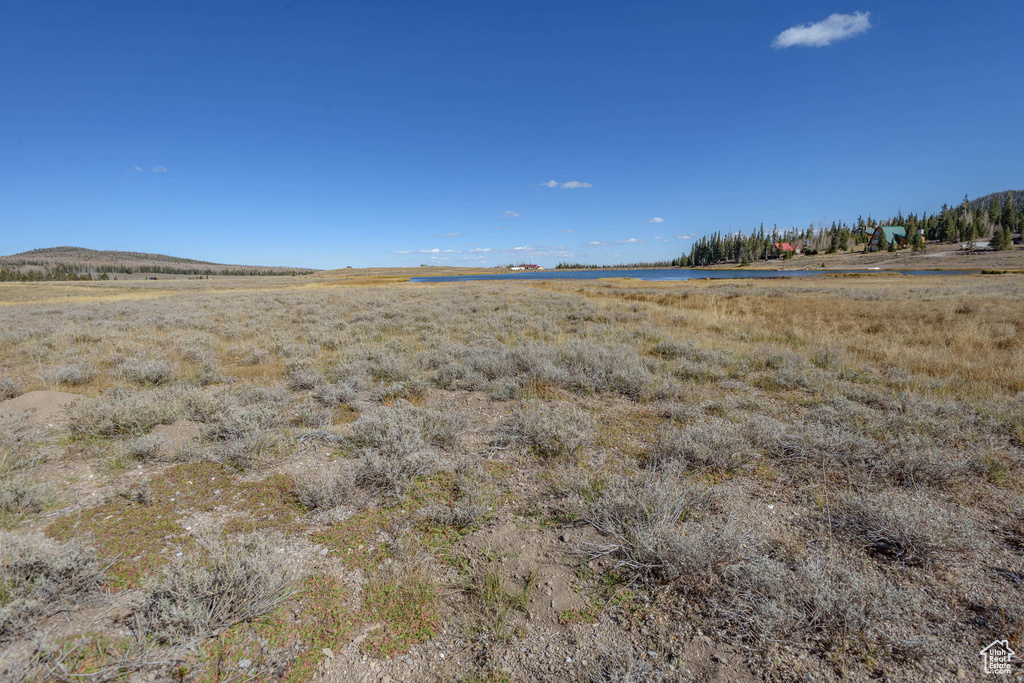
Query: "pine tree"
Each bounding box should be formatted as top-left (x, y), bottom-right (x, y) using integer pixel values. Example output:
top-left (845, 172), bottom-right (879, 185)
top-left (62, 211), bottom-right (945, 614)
top-left (991, 225), bottom-right (1006, 250)
top-left (877, 230), bottom-right (888, 252)
top-left (989, 197), bottom-right (1002, 225)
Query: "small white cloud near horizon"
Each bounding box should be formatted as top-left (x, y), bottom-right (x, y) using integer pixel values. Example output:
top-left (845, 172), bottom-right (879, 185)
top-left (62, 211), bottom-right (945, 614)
top-left (152, 165), bottom-right (167, 173)
top-left (649, 217), bottom-right (664, 223)
top-left (585, 241), bottom-right (607, 247)
top-left (675, 235), bottom-right (694, 240)
top-left (542, 179), bottom-right (593, 189)
top-left (394, 250), bottom-right (412, 254)
top-left (772, 12), bottom-right (872, 49)
top-left (502, 210), bottom-right (520, 218)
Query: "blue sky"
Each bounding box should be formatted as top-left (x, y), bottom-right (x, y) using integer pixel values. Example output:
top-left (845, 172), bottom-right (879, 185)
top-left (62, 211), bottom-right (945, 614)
top-left (1, 1), bottom-right (1021, 269)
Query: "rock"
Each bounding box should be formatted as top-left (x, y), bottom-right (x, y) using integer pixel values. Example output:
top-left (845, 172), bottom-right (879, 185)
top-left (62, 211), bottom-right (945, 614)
top-left (322, 648), bottom-right (334, 659)
top-left (238, 659), bottom-right (252, 669)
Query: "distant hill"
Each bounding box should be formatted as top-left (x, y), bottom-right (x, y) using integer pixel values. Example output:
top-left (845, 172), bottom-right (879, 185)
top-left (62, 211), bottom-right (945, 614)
top-left (970, 190), bottom-right (1024, 211)
top-left (0, 247), bottom-right (316, 278)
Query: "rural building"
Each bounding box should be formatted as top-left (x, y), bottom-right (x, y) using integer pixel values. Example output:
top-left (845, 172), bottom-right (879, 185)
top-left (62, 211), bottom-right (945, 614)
top-left (773, 242), bottom-right (796, 253)
top-left (866, 225), bottom-right (907, 251)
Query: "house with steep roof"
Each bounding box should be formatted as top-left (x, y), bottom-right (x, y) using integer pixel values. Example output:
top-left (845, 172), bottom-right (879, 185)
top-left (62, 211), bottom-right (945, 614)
top-left (867, 225), bottom-right (907, 251)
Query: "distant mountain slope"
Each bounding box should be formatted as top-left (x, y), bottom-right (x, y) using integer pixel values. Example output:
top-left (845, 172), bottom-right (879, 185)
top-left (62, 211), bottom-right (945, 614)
top-left (970, 190), bottom-right (1024, 211)
top-left (0, 247), bottom-right (316, 277)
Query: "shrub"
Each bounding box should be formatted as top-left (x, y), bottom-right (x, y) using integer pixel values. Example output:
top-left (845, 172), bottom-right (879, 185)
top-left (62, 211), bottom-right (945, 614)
top-left (134, 534), bottom-right (292, 645)
top-left (295, 462), bottom-right (353, 511)
top-left (313, 381), bottom-right (360, 407)
top-left (832, 493), bottom-right (965, 566)
top-left (355, 449), bottom-right (442, 499)
top-left (69, 386), bottom-right (222, 438)
top-left (0, 378), bottom-right (20, 401)
top-left (583, 476), bottom-right (713, 579)
top-left (119, 358), bottom-right (174, 386)
top-left (286, 364), bottom-right (319, 391)
top-left (650, 340), bottom-right (688, 359)
top-left (649, 420), bottom-right (752, 470)
top-left (46, 363), bottom-right (95, 386)
top-left (215, 432), bottom-right (281, 471)
top-left (0, 534), bottom-right (105, 640)
top-left (0, 479), bottom-right (45, 517)
top-left (125, 434), bottom-right (167, 462)
top-left (291, 397), bottom-right (332, 429)
top-left (498, 400), bottom-right (594, 461)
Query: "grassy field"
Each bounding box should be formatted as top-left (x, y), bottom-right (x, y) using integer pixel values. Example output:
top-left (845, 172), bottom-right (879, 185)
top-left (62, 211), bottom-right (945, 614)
top-left (1, 273), bottom-right (1022, 682)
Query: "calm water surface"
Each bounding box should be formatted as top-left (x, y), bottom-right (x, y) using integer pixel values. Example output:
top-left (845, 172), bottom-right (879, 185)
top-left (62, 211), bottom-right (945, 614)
top-left (411, 269), bottom-right (968, 283)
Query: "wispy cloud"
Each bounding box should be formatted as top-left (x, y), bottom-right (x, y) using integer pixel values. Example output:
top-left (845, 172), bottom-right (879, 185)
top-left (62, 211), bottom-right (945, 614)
top-left (493, 226), bottom-right (506, 230)
top-left (502, 210), bottom-right (520, 218)
top-left (562, 229), bottom-right (575, 233)
top-left (440, 232), bottom-right (461, 237)
top-left (394, 250), bottom-right (412, 254)
top-left (675, 235), bottom-right (694, 240)
top-left (152, 165), bottom-right (167, 173)
top-left (648, 217), bottom-right (664, 223)
top-left (542, 180), bottom-right (593, 189)
top-left (772, 12), bottom-right (872, 49)
top-left (584, 237), bottom-right (644, 247)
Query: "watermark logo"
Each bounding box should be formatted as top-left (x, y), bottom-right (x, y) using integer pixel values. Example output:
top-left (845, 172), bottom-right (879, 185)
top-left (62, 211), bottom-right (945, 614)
top-left (980, 640), bottom-right (1015, 675)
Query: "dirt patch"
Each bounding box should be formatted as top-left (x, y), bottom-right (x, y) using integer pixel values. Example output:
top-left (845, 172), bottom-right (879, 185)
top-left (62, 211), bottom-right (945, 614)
top-left (149, 418), bottom-right (201, 454)
top-left (0, 390), bottom-right (82, 427)
top-left (458, 518), bottom-right (593, 626)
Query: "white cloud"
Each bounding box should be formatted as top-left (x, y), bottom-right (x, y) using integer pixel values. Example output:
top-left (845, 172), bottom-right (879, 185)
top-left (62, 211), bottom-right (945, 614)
top-left (614, 238), bottom-right (643, 244)
top-left (562, 229), bottom-right (575, 233)
top-left (675, 235), bottom-right (694, 240)
top-left (133, 166), bottom-right (142, 172)
top-left (649, 217), bottom-right (664, 223)
top-left (772, 12), bottom-right (872, 49)
top-left (493, 226), bottom-right (506, 231)
top-left (442, 232), bottom-right (461, 237)
top-left (585, 241), bottom-right (607, 247)
top-left (394, 250), bottom-right (412, 254)
top-left (419, 248), bottom-right (441, 253)
top-left (542, 180), bottom-right (593, 189)
top-left (502, 210), bottom-right (520, 218)
top-left (152, 165), bottom-right (167, 173)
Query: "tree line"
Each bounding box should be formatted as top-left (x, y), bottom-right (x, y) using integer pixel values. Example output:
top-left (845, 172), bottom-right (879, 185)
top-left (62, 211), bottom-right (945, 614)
top-left (678, 190), bottom-right (1022, 267)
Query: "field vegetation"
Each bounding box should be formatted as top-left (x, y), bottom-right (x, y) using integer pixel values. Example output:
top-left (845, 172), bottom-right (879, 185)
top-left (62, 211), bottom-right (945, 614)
top-left (0, 273), bottom-right (1021, 681)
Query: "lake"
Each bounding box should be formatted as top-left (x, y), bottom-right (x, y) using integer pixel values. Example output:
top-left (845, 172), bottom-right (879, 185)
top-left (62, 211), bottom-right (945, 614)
top-left (410, 268), bottom-right (967, 283)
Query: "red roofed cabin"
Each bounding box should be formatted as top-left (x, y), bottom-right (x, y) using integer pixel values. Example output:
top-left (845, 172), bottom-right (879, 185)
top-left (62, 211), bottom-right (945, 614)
top-left (773, 242), bottom-right (797, 254)
top-left (523, 264), bottom-right (542, 270)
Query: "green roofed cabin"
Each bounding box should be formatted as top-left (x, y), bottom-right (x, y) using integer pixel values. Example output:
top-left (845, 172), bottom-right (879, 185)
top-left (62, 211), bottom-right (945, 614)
top-left (867, 225), bottom-right (907, 252)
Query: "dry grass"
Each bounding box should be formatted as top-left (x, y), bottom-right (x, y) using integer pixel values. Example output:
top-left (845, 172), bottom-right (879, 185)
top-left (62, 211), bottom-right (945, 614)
top-left (2, 273), bottom-right (1023, 681)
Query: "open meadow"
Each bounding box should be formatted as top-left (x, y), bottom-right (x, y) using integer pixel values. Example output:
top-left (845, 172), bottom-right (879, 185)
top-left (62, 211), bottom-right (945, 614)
top-left (1, 273), bottom-right (1022, 682)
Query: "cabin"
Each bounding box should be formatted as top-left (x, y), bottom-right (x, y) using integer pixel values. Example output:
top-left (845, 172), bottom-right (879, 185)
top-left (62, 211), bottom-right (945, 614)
top-left (773, 242), bottom-right (797, 253)
top-left (523, 264), bottom-right (542, 270)
top-left (867, 225), bottom-right (907, 251)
